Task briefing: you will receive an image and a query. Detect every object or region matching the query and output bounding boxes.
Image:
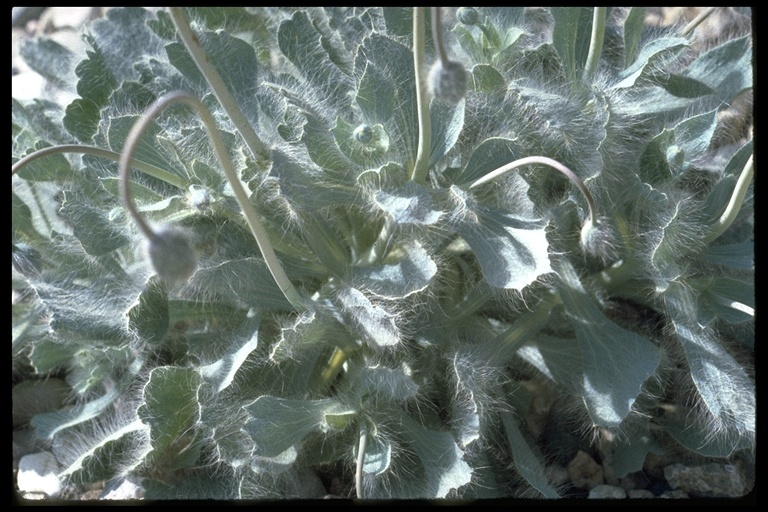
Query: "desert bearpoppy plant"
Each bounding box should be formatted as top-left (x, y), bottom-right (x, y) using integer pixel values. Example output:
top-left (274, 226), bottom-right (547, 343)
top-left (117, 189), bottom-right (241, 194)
top-left (13, 7), bottom-right (753, 499)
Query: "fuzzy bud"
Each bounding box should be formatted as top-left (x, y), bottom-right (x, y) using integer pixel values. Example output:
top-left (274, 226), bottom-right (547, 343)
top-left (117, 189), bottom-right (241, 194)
top-left (353, 124), bottom-right (374, 144)
top-left (580, 218), bottom-right (620, 266)
top-left (428, 60), bottom-right (468, 106)
top-left (146, 227), bottom-right (197, 283)
top-left (457, 7), bottom-right (479, 26)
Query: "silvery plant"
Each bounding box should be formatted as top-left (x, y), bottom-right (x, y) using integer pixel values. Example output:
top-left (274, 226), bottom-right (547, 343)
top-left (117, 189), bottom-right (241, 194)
top-left (12, 7), bottom-right (753, 499)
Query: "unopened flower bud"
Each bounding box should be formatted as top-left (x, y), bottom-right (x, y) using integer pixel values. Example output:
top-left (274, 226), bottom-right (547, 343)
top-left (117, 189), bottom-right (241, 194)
top-left (457, 7), bottom-right (479, 26)
top-left (146, 227), bottom-right (197, 283)
top-left (580, 218), bottom-right (620, 265)
top-left (353, 124), bottom-right (374, 144)
top-left (428, 60), bottom-right (467, 106)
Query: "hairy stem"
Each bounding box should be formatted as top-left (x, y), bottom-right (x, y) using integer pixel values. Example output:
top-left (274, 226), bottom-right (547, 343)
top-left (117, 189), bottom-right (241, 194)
top-left (168, 7), bottom-right (270, 162)
top-left (583, 7), bottom-right (607, 82)
top-left (120, 91), bottom-right (306, 309)
top-left (356, 422), bottom-right (368, 499)
top-left (432, 7), bottom-right (449, 66)
top-left (681, 7), bottom-right (718, 37)
top-left (410, 7), bottom-right (432, 184)
top-left (12, 144), bottom-right (187, 189)
top-left (703, 154), bottom-right (753, 244)
top-left (468, 156), bottom-right (597, 226)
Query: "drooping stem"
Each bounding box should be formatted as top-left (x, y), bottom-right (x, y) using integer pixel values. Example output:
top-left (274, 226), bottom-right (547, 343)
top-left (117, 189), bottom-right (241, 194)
top-left (681, 7), bottom-right (718, 37)
top-left (703, 154), bottom-right (753, 244)
top-left (582, 7), bottom-right (607, 82)
top-left (168, 7), bottom-right (269, 162)
top-left (12, 144), bottom-right (186, 189)
top-left (120, 91), bottom-right (306, 309)
top-left (432, 7), bottom-right (449, 66)
top-left (410, 7), bottom-right (432, 184)
top-left (468, 156), bottom-right (598, 226)
top-left (356, 422), bottom-right (368, 499)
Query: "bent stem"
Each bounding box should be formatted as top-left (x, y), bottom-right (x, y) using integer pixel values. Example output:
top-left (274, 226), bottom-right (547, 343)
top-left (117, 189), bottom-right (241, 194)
top-left (168, 7), bottom-right (269, 162)
top-left (410, 7), bottom-right (431, 184)
top-left (12, 144), bottom-right (186, 189)
top-left (703, 154), bottom-right (753, 244)
top-left (468, 156), bottom-right (598, 226)
top-left (681, 7), bottom-right (718, 37)
top-left (120, 91), bottom-right (306, 310)
top-left (356, 421), bottom-right (368, 499)
top-left (583, 7), bottom-right (607, 82)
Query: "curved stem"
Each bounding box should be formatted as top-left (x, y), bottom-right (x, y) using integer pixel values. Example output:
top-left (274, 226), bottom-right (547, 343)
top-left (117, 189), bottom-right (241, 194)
top-left (410, 7), bottom-right (432, 184)
top-left (582, 7), bottom-right (607, 82)
top-left (120, 91), bottom-right (306, 310)
top-left (12, 144), bottom-right (187, 189)
top-left (704, 154), bottom-right (753, 244)
top-left (356, 422), bottom-right (368, 499)
top-left (431, 7), bottom-right (449, 66)
top-left (681, 7), bottom-right (717, 37)
top-left (468, 156), bottom-right (598, 225)
top-left (168, 7), bottom-right (269, 162)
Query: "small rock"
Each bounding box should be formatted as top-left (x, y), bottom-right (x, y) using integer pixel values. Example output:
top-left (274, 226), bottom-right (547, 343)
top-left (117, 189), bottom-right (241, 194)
top-left (17, 452), bottom-right (61, 498)
top-left (101, 476), bottom-right (144, 500)
top-left (660, 489), bottom-right (690, 499)
top-left (568, 450), bottom-right (604, 490)
top-left (627, 489), bottom-right (655, 499)
top-left (588, 484), bottom-right (627, 499)
top-left (664, 462), bottom-right (749, 497)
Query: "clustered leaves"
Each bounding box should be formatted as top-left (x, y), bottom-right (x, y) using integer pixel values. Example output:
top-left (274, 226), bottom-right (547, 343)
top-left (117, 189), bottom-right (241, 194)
top-left (13, 7), bottom-right (753, 499)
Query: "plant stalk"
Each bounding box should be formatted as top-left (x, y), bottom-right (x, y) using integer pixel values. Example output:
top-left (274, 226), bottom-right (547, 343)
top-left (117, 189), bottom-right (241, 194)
top-left (468, 156), bottom-right (598, 226)
top-left (410, 7), bottom-right (432, 184)
top-left (583, 7), bottom-right (607, 82)
top-left (12, 144), bottom-right (187, 189)
top-left (120, 91), bottom-right (306, 309)
top-left (169, 7), bottom-right (270, 163)
top-left (704, 154), bottom-right (753, 244)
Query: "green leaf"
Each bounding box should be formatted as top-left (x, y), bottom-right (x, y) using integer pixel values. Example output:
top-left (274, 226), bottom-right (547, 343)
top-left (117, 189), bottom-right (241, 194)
top-left (20, 37), bottom-right (76, 90)
top-left (58, 194), bottom-right (130, 256)
top-left (690, 276), bottom-right (754, 325)
top-left (429, 98), bottom-right (465, 169)
top-left (362, 430), bottom-right (391, 476)
top-left (242, 396), bottom-right (348, 457)
top-left (356, 60), bottom-right (395, 124)
top-left (702, 140), bottom-right (753, 225)
top-left (356, 34), bottom-right (418, 171)
top-left (138, 366), bottom-right (203, 471)
top-left (127, 276), bottom-right (169, 344)
top-left (613, 36), bottom-right (689, 89)
top-left (382, 7), bottom-right (412, 38)
top-left (335, 287), bottom-right (400, 347)
top-left (183, 257), bottom-right (294, 311)
top-left (699, 240), bottom-right (754, 269)
top-left (455, 137), bottom-right (518, 186)
top-left (199, 316), bottom-right (260, 392)
top-left (664, 282), bottom-right (755, 446)
top-left (447, 185), bottom-right (552, 291)
top-left (609, 419), bottom-right (662, 478)
top-left (374, 180), bottom-right (442, 226)
top-left (654, 74), bottom-right (714, 98)
top-left (32, 386), bottom-right (121, 440)
top-left (278, 11), bottom-right (351, 107)
top-left (623, 7), bottom-right (646, 67)
top-left (470, 64), bottom-right (507, 95)
top-left (500, 410), bottom-right (560, 498)
top-left (555, 258), bottom-right (660, 427)
top-left (396, 409), bottom-right (472, 498)
top-left (350, 240), bottom-right (437, 299)
top-left (683, 35), bottom-right (752, 105)
top-left (551, 7), bottom-right (593, 79)
top-left (58, 419), bottom-right (147, 483)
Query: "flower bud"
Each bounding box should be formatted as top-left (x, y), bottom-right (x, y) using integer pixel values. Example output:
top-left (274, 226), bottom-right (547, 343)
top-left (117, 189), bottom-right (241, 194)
top-left (146, 227), bottom-right (197, 283)
top-left (428, 60), bottom-right (467, 106)
top-left (353, 124), bottom-right (374, 144)
top-left (580, 218), bottom-right (620, 265)
top-left (457, 7), bottom-right (479, 26)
